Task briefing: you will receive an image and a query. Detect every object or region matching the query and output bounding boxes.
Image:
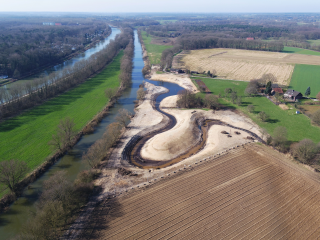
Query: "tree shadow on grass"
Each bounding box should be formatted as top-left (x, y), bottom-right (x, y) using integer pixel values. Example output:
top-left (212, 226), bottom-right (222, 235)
top-left (0, 70), bottom-right (119, 132)
top-left (266, 118), bottom-right (280, 124)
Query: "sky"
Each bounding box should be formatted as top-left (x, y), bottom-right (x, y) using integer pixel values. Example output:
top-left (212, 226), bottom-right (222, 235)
top-left (1, 0), bottom-right (320, 13)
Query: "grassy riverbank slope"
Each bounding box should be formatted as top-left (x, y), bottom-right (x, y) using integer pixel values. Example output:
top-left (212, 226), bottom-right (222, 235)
top-left (0, 51), bottom-right (123, 170)
top-left (194, 77), bottom-right (320, 143)
top-left (141, 31), bottom-right (172, 65)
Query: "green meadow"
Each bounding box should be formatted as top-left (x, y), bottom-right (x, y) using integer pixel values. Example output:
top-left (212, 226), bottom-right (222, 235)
top-left (0, 51), bottom-right (123, 170)
top-left (197, 77), bottom-right (320, 143)
top-left (141, 31), bottom-right (173, 65)
top-left (290, 64), bottom-right (320, 98)
top-left (282, 46), bottom-right (320, 56)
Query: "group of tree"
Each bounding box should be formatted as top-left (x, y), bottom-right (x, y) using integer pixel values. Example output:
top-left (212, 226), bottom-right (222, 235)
top-left (0, 18), bottom-right (111, 78)
top-left (177, 90), bottom-right (220, 110)
top-left (224, 88), bottom-right (242, 106)
top-left (0, 28), bottom-right (134, 120)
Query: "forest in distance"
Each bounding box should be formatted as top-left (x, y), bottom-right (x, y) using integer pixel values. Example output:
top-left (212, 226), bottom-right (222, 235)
top-left (0, 17), bottom-right (111, 78)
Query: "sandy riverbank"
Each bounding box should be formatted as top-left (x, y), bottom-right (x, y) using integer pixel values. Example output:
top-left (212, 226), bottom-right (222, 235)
top-left (141, 95), bottom-right (262, 162)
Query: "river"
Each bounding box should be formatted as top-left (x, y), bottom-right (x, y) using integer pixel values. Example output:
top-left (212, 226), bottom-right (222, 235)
top-left (0, 30), bottom-right (184, 239)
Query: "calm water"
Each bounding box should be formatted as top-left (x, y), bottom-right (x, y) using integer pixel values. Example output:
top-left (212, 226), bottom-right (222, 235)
top-left (2, 28), bottom-right (121, 91)
top-left (0, 30), bottom-right (184, 239)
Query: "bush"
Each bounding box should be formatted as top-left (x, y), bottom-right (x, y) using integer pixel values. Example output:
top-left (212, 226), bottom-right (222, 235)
top-left (312, 109), bottom-right (320, 125)
top-left (248, 104), bottom-right (255, 113)
top-left (291, 139), bottom-right (319, 164)
top-left (272, 126), bottom-right (289, 152)
top-left (258, 111), bottom-right (269, 122)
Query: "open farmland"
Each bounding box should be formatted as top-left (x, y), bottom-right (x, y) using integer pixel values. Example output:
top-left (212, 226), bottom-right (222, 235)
top-left (0, 52), bottom-right (123, 171)
top-left (87, 144), bottom-right (320, 239)
top-left (283, 46), bottom-right (320, 56)
top-left (174, 48), bottom-right (320, 84)
top-left (290, 64), bottom-right (320, 98)
top-left (141, 31), bottom-right (173, 65)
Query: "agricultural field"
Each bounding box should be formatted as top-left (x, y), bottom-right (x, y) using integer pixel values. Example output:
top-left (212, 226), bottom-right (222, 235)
top-left (198, 78), bottom-right (320, 143)
top-left (174, 48), bottom-right (320, 84)
top-left (307, 39), bottom-right (320, 45)
top-left (282, 46), bottom-right (320, 56)
top-left (0, 52), bottom-right (123, 170)
top-left (141, 31), bottom-right (173, 65)
top-left (290, 64), bottom-right (320, 98)
top-left (94, 144), bottom-right (320, 239)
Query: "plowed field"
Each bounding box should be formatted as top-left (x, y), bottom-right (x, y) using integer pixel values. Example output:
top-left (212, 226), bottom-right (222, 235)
top-left (175, 48), bottom-right (320, 85)
top-left (90, 144), bottom-right (320, 239)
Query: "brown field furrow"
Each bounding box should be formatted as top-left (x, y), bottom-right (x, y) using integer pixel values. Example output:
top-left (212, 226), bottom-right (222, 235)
top-left (222, 180), bottom-right (315, 239)
top-left (305, 225), bottom-right (320, 240)
top-left (132, 168), bottom-right (284, 240)
top-left (159, 173), bottom-right (302, 240)
top-left (105, 154), bottom-right (254, 237)
top-left (181, 176), bottom-right (303, 240)
top-left (119, 148), bottom-right (248, 205)
top-left (255, 189), bottom-right (320, 239)
top-left (271, 194), bottom-right (320, 240)
top-left (107, 162), bottom-right (276, 239)
top-left (107, 155), bottom-right (267, 238)
top-left (99, 144), bottom-right (320, 240)
top-left (294, 213), bottom-right (320, 240)
top-left (232, 186), bottom-right (320, 239)
top-left (107, 149), bottom-right (256, 228)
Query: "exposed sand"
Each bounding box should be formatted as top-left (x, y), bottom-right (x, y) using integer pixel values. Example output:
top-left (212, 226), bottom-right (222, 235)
top-left (150, 71), bottom-right (198, 93)
top-left (141, 95), bottom-right (263, 162)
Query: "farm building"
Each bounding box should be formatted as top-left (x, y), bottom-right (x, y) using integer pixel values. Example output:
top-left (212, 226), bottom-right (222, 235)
top-left (0, 75), bottom-right (8, 79)
top-left (43, 22), bottom-right (55, 25)
top-left (272, 88), bottom-right (283, 94)
top-left (271, 84), bottom-right (279, 88)
top-left (55, 23), bottom-right (62, 26)
top-left (246, 37), bottom-right (254, 40)
top-left (170, 68), bottom-right (185, 74)
top-left (284, 89), bottom-right (303, 101)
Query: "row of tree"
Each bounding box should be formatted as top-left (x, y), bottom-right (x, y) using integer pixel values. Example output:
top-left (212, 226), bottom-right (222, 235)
top-left (0, 28), bottom-right (134, 120)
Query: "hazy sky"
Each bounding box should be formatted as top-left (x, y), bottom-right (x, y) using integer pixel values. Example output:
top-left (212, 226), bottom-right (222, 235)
top-left (1, 0), bottom-right (320, 13)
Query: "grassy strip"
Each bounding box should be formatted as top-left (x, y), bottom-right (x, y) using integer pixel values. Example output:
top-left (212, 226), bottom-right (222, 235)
top-left (141, 31), bottom-right (173, 65)
top-left (282, 46), bottom-right (320, 56)
top-left (0, 51), bottom-right (123, 171)
top-left (196, 77), bottom-right (320, 142)
top-left (290, 64), bottom-right (320, 98)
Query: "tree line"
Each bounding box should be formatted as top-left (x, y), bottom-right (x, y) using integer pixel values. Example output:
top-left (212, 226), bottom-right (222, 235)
top-left (0, 18), bottom-right (111, 78)
top-left (0, 28), bottom-right (134, 120)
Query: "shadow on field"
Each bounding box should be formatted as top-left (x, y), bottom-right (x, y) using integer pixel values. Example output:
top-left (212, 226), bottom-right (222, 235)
top-left (78, 198), bottom-right (124, 239)
top-left (0, 68), bottom-right (119, 133)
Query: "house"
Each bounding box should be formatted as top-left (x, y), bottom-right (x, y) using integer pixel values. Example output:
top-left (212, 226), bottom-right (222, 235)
top-left (55, 23), bottom-right (62, 26)
top-left (284, 89), bottom-right (303, 101)
top-left (0, 75), bottom-right (8, 79)
top-left (271, 84), bottom-right (279, 88)
top-left (272, 88), bottom-right (283, 94)
top-left (246, 37), bottom-right (254, 40)
top-left (170, 68), bottom-right (185, 74)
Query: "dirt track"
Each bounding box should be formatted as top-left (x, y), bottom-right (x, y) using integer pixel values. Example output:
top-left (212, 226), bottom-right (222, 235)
top-left (93, 143), bottom-right (320, 239)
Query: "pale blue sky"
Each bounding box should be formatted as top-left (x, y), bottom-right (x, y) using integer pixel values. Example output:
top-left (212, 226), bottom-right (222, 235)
top-left (1, 0), bottom-right (320, 13)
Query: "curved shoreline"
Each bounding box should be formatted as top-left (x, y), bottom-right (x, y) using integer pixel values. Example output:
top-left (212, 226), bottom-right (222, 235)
top-left (122, 92), bottom-right (264, 169)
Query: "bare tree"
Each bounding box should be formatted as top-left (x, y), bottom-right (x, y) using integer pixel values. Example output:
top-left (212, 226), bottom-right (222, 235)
top-left (137, 87), bottom-right (147, 100)
top-left (258, 111), bottom-right (269, 122)
top-left (245, 79), bottom-right (259, 96)
top-left (49, 117), bottom-right (77, 152)
top-left (248, 104), bottom-right (255, 113)
top-left (312, 109), bottom-right (320, 125)
top-left (204, 94), bottom-right (220, 109)
top-left (272, 126), bottom-right (288, 151)
top-left (317, 92), bottom-right (320, 101)
top-left (0, 160), bottom-right (29, 194)
top-left (105, 88), bottom-right (118, 100)
top-left (291, 139), bottom-right (319, 164)
top-left (115, 109), bottom-right (132, 128)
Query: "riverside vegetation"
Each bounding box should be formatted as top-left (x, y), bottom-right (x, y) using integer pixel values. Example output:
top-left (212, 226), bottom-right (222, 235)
top-left (0, 28), bottom-right (134, 205)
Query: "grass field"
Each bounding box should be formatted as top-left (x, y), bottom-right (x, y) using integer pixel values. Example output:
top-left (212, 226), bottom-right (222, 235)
top-left (0, 52), bottom-right (123, 170)
top-left (282, 46), bottom-right (320, 56)
top-left (141, 31), bottom-right (173, 65)
top-left (307, 39), bottom-right (320, 45)
top-left (94, 144), bottom-right (320, 239)
top-left (197, 77), bottom-right (320, 142)
top-left (290, 64), bottom-right (320, 98)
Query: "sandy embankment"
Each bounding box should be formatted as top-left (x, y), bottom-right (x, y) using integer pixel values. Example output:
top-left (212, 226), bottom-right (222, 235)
top-left (150, 70), bottom-right (198, 93)
top-left (141, 95), bottom-right (263, 162)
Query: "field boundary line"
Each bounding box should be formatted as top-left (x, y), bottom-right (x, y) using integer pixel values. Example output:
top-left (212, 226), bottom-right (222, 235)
top-left (208, 164), bottom-right (270, 194)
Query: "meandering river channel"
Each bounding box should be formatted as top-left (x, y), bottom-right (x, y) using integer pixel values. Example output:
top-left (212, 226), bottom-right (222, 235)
top-left (0, 30), bottom-right (184, 240)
